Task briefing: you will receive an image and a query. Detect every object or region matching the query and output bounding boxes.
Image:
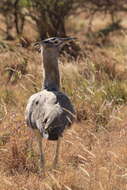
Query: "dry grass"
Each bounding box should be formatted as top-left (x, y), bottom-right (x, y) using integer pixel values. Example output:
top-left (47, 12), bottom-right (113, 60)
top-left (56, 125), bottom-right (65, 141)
top-left (0, 13), bottom-right (127, 190)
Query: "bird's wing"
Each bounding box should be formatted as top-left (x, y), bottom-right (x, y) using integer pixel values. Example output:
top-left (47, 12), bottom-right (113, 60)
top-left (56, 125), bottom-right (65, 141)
top-left (25, 90), bottom-right (75, 140)
top-left (25, 92), bottom-right (39, 127)
top-left (25, 90), bottom-right (58, 128)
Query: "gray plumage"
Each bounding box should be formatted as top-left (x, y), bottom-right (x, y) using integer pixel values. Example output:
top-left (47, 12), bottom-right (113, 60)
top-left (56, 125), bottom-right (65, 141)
top-left (25, 37), bottom-right (76, 171)
top-left (25, 90), bottom-right (75, 140)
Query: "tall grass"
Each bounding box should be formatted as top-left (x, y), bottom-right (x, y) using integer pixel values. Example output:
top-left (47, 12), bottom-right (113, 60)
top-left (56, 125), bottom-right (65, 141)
top-left (0, 34), bottom-right (127, 189)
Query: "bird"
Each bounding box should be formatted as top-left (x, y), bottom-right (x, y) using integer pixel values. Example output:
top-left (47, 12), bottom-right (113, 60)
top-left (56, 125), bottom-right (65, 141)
top-left (25, 37), bottom-right (76, 173)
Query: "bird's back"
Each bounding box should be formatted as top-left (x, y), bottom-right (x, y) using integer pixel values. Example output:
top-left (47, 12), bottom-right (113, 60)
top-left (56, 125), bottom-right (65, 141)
top-left (25, 89), bottom-right (75, 140)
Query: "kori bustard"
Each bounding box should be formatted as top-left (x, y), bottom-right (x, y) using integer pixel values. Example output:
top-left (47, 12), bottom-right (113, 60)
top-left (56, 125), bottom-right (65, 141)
top-left (25, 37), bottom-right (76, 173)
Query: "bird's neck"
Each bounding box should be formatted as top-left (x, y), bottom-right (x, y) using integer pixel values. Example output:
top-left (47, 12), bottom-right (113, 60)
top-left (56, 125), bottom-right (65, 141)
top-left (42, 49), bottom-right (60, 91)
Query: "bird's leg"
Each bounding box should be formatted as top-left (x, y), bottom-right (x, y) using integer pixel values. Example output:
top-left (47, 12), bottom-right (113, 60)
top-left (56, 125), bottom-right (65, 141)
top-left (34, 130), bottom-right (45, 174)
top-left (53, 138), bottom-right (61, 169)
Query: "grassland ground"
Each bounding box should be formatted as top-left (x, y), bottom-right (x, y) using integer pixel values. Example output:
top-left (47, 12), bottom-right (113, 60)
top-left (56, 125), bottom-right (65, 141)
top-left (0, 13), bottom-right (127, 190)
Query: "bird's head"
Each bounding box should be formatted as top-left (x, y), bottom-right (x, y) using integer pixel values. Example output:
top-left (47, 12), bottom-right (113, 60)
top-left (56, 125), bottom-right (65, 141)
top-left (42, 37), bottom-right (76, 49)
top-left (34, 37), bottom-right (77, 53)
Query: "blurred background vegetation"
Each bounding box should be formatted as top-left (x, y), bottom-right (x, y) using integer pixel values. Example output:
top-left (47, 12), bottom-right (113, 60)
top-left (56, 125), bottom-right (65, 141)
top-left (1, 0), bottom-right (127, 39)
top-left (0, 1), bottom-right (127, 190)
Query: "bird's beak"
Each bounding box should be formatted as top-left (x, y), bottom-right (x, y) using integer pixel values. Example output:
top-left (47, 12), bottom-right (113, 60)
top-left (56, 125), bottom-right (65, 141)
top-left (58, 37), bottom-right (77, 48)
top-left (60, 37), bottom-right (77, 43)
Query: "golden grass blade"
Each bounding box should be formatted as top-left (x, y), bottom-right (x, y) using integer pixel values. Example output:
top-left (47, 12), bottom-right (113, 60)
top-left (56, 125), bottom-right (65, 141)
top-left (48, 173), bottom-right (61, 189)
top-left (64, 185), bottom-right (72, 190)
top-left (79, 166), bottom-right (90, 178)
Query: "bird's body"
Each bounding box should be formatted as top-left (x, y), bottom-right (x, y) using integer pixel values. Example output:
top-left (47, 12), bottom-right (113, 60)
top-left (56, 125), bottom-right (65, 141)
top-left (25, 37), bottom-right (76, 172)
top-left (25, 89), bottom-right (75, 141)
